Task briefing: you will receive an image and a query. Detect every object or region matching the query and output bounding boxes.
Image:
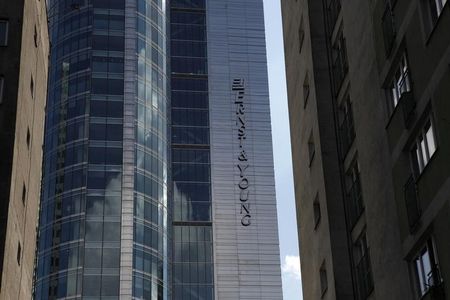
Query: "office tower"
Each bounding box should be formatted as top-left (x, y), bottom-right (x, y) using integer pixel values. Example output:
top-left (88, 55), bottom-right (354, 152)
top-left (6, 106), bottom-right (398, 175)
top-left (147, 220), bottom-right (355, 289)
top-left (282, 0), bottom-right (450, 299)
top-left (0, 0), bottom-right (49, 299)
top-left (33, 0), bottom-right (282, 299)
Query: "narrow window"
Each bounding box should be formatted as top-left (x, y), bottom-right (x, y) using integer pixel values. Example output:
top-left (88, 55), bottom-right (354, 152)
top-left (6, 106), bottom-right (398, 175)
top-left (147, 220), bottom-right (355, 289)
top-left (303, 73), bottom-right (310, 108)
top-left (22, 183), bottom-right (26, 204)
top-left (26, 128), bottom-right (31, 148)
top-left (320, 262), bottom-right (328, 297)
top-left (339, 94), bottom-right (355, 155)
top-left (354, 232), bottom-right (374, 299)
top-left (411, 117), bottom-right (437, 175)
top-left (428, 0), bottom-right (448, 23)
top-left (0, 20), bottom-right (8, 46)
top-left (386, 53), bottom-right (411, 114)
top-left (308, 131), bottom-right (315, 166)
top-left (345, 160), bottom-right (364, 226)
top-left (313, 194), bottom-right (321, 229)
top-left (17, 242), bottom-right (21, 265)
top-left (298, 16), bottom-right (305, 53)
top-left (413, 238), bottom-right (442, 297)
top-left (34, 25), bottom-right (38, 47)
top-left (382, 0), bottom-right (396, 56)
top-left (0, 76), bottom-right (4, 104)
top-left (30, 75), bottom-right (34, 98)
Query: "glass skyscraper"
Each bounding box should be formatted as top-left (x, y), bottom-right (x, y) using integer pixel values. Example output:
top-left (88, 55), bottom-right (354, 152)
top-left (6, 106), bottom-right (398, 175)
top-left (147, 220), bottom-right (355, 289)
top-left (34, 0), bottom-right (282, 299)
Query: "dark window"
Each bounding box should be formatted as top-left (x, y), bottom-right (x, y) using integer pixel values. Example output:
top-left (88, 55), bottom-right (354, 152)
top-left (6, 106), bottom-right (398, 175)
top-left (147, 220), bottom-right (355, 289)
top-left (427, 0), bottom-right (448, 24)
top-left (26, 128), bottom-right (31, 148)
top-left (299, 16), bottom-right (305, 53)
top-left (320, 262), bottom-right (328, 296)
top-left (17, 242), bottom-right (21, 265)
top-left (345, 160), bottom-right (364, 227)
top-left (0, 76), bottom-right (4, 104)
top-left (313, 195), bottom-right (321, 229)
top-left (303, 73), bottom-right (310, 108)
top-left (0, 20), bottom-right (8, 46)
top-left (325, 0), bottom-right (341, 35)
top-left (382, 0), bottom-right (396, 56)
top-left (30, 75), bottom-right (34, 98)
top-left (339, 95), bottom-right (355, 156)
top-left (308, 131), bottom-right (315, 166)
top-left (22, 183), bottom-right (26, 204)
top-left (354, 232), bottom-right (374, 299)
top-left (34, 25), bottom-right (38, 47)
top-left (331, 29), bottom-right (348, 94)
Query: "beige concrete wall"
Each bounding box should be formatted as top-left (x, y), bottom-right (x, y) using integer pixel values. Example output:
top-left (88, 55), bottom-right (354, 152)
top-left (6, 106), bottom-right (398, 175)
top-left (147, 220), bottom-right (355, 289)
top-left (0, 0), bottom-right (48, 298)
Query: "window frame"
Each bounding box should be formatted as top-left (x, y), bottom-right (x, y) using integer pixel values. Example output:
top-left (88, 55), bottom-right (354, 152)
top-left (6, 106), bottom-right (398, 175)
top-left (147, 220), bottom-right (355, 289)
top-left (410, 116), bottom-right (437, 177)
top-left (0, 19), bottom-right (9, 46)
top-left (386, 53), bottom-right (412, 114)
top-left (413, 238), bottom-right (442, 297)
top-left (0, 76), bottom-right (4, 104)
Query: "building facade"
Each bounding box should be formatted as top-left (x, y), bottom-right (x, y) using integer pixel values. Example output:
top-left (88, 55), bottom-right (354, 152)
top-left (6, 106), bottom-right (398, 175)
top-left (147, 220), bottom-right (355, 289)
top-left (0, 0), bottom-right (49, 299)
top-left (33, 0), bottom-right (282, 299)
top-left (282, 0), bottom-right (450, 299)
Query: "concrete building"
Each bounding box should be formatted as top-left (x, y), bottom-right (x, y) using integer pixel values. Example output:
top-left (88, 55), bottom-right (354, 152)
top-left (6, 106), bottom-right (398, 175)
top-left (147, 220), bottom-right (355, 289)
top-left (33, 0), bottom-right (282, 299)
top-left (282, 0), bottom-right (450, 299)
top-left (0, 0), bottom-right (49, 299)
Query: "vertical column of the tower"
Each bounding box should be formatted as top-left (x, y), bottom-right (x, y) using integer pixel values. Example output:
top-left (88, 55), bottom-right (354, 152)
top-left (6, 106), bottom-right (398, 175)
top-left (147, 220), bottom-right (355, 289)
top-left (207, 0), bottom-right (283, 299)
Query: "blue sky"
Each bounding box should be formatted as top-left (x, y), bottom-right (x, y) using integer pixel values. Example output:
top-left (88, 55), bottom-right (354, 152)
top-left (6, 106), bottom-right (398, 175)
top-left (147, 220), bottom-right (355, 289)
top-left (263, 0), bottom-right (303, 299)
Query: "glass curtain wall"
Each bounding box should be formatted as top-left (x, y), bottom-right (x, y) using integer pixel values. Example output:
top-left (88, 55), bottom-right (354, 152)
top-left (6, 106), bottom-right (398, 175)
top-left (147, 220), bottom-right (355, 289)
top-left (170, 0), bottom-right (215, 299)
top-left (133, 0), bottom-right (170, 298)
top-left (34, 0), bottom-right (170, 299)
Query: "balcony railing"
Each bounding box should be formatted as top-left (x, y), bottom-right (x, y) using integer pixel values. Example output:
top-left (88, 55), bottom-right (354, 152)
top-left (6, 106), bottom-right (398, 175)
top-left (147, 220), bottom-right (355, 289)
top-left (404, 175), bottom-right (421, 232)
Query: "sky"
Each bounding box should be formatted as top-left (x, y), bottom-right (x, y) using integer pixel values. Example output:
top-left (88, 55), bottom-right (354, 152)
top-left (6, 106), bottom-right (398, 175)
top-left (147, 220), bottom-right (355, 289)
top-left (263, 1), bottom-right (303, 299)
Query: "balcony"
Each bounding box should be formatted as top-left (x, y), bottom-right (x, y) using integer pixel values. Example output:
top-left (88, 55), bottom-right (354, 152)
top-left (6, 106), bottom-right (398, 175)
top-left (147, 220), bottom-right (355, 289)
top-left (404, 176), bottom-right (421, 233)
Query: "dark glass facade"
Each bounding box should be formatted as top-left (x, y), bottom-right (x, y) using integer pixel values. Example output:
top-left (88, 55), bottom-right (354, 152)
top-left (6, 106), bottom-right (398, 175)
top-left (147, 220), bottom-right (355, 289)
top-left (170, 0), bottom-right (215, 299)
top-left (35, 0), bottom-right (169, 299)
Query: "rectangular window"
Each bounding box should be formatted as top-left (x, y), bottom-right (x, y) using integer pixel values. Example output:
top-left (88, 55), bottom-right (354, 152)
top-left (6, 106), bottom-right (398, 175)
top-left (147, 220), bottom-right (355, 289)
top-left (299, 16), bottom-right (305, 53)
top-left (313, 194), bottom-right (321, 229)
top-left (382, 0), bottom-right (396, 56)
top-left (411, 118), bottom-right (437, 175)
top-left (0, 20), bottom-right (8, 46)
top-left (339, 95), bottom-right (355, 156)
top-left (17, 242), bottom-right (21, 265)
top-left (345, 160), bottom-right (364, 227)
top-left (354, 232), bottom-right (374, 299)
top-left (387, 53), bottom-right (411, 113)
top-left (331, 29), bottom-right (348, 94)
top-left (320, 262), bottom-right (328, 296)
top-left (0, 76), bottom-right (4, 104)
top-left (414, 238), bottom-right (442, 297)
top-left (308, 131), bottom-right (315, 166)
top-left (303, 73), bottom-right (310, 108)
top-left (429, 0), bottom-right (448, 22)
